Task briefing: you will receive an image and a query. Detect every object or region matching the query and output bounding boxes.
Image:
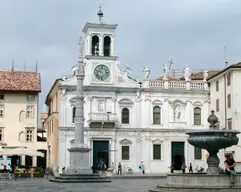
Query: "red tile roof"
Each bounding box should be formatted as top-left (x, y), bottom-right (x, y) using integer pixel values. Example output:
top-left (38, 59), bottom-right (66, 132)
top-left (0, 71), bottom-right (41, 92)
top-left (232, 62), bottom-right (241, 67)
top-left (156, 76), bottom-right (180, 81)
top-left (190, 70), bottom-right (220, 80)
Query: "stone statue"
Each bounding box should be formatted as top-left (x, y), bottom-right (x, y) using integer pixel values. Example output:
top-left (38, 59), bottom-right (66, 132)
top-left (143, 67), bottom-right (150, 80)
top-left (163, 63), bottom-right (170, 80)
top-left (98, 100), bottom-right (105, 112)
top-left (203, 69), bottom-right (209, 82)
top-left (174, 106), bottom-right (181, 121)
top-left (183, 65), bottom-right (192, 81)
top-left (94, 43), bottom-right (99, 56)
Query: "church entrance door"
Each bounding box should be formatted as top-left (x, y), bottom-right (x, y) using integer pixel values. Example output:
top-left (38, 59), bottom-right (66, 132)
top-left (93, 140), bottom-right (109, 171)
top-left (171, 142), bottom-right (185, 170)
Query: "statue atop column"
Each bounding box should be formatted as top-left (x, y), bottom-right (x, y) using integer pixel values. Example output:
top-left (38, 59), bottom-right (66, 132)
top-left (143, 66), bottom-right (150, 80)
top-left (183, 65), bottom-right (192, 81)
top-left (203, 69), bottom-right (209, 82)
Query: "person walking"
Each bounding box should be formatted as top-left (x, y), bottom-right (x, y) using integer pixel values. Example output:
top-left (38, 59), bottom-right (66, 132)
top-left (181, 162), bottom-right (187, 173)
top-left (139, 161), bottom-right (145, 174)
top-left (224, 154), bottom-right (236, 188)
top-left (188, 163), bottom-right (193, 173)
top-left (117, 162), bottom-right (122, 175)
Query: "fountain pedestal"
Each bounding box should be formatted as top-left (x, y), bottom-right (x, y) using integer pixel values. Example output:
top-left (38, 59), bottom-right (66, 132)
top-left (206, 153), bottom-right (220, 175)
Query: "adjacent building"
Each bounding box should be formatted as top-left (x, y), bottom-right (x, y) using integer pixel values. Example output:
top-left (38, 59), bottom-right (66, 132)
top-left (0, 71), bottom-right (43, 167)
top-left (208, 62), bottom-right (241, 171)
top-left (45, 14), bottom-right (219, 173)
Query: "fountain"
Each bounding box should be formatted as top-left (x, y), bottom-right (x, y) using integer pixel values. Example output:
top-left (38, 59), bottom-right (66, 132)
top-left (150, 111), bottom-right (241, 191)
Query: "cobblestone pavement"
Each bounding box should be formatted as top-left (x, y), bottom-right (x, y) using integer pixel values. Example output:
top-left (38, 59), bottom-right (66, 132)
top-left (0, 178), bottom-right (163, 192)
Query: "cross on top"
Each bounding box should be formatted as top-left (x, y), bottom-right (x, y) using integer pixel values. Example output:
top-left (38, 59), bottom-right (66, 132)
top-left (168, 60), bottom-right (174, 66)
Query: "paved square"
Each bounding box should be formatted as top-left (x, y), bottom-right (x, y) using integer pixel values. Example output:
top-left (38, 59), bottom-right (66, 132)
top-left (0, 178), bottom-right (163, 192)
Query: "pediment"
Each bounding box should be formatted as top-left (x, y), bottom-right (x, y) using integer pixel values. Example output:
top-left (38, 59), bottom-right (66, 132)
top-left (152, 139), bottom-right (163, 144)
top-left (152, 99), bottom-right (163, 105)
top-left (193, 101), bottom-right (203, 106)
top-left (119, 138), bottom-right (132, 145)
top-left (118, 98), bottom-right (134, 105)
top-left (169, 99), bottom-right (187, 106)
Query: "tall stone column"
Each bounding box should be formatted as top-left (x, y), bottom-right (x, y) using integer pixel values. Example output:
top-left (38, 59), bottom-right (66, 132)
top-left (65, 37), bottom-right (92, 174)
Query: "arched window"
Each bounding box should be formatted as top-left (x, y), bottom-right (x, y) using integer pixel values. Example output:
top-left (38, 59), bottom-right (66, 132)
top-left (104, 36), bottom-right (111, 56)
top-left (153, 106), bottom-right (161, 124)
top-left (91, 35), bottom-right (99, 56)
top-left (72, 107), bottom-right (76, 123)
top-left (122, 108), bottom-right (129, 124)
top-left (194, 107), bottom-right (201, 125)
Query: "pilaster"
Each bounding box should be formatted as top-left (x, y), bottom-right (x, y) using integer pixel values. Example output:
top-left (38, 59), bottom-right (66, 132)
top-left (99, 34), bottom-right (104, 56)
top-left (110, 35), bottom-right (115, 56)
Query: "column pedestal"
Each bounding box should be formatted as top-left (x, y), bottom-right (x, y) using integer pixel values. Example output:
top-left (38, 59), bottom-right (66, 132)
top-left (65, 147), bottom-right (92, 174)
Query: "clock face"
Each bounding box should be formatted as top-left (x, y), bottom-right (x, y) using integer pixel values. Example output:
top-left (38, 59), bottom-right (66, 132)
top-left (94, 65), bottom-right (110, 81)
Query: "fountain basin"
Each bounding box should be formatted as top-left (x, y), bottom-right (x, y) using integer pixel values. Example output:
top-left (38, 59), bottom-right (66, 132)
top-left (186, 129), bottom-right (240, 152)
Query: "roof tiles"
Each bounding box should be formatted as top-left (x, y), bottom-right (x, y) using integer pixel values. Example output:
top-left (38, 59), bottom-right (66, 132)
top-left (0, 71), bottom-right (41, 92)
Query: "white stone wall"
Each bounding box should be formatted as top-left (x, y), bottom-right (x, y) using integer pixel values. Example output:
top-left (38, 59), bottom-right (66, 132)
top-left (56, 86), bottom-right (210, 173)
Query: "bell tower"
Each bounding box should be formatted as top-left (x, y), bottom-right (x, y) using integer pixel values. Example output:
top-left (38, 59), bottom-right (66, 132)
top-left (82, 4), bottom-right (118, 58)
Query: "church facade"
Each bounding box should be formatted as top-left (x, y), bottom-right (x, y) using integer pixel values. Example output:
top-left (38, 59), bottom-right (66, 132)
top-left (45, 19), bottom-right (213, 173)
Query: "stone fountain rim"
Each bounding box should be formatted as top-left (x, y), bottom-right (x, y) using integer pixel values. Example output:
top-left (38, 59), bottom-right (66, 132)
top-left (186, 129), bottom-right (240, 134)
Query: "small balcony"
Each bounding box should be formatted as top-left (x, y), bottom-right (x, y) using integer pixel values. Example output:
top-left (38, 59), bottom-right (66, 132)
top-left (87, 113), bottom-right (118, 128)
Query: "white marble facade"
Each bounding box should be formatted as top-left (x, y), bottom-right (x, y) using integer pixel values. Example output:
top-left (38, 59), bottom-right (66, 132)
top-left (55, 22), bottom-right (211, 174)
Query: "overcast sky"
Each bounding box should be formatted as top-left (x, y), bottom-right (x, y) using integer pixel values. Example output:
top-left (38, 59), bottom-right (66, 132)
top-left (0, 0), bottom-right (241, 115)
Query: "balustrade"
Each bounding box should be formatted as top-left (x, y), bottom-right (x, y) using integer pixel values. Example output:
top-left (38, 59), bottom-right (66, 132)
top-left (149, 80), bottom-right (208, 90)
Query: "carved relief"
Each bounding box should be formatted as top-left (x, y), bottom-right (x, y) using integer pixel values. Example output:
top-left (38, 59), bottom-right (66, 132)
top-left (112, 97), bottom-right (117, 102)
top-left (61, 89), bottom-right (66, 96)
top-left (144, 96), bottom-right (151, 102)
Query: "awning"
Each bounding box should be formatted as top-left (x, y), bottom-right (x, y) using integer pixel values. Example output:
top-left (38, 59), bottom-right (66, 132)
top-left (0, 147), bottom-right (44, 157)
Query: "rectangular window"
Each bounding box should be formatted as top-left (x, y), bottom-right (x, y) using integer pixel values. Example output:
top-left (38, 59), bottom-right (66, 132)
top-left (0, 129), bottom-right (3, 141)
top-left (194, 147), bottom-right (202, 160)
top-left (27, 95), bottom-right (35, 101)
top-left (153, 144), bottom-right (161, 160)
top-left (26, 105), bottom-right (34, 118)
top-left (227, 94), bottom-right (231, 108)
top-left (0, 94), bottom-right (4, 100)
top-left (228, 119), bottom-right (232, 130)
top-left (0, 105), bottom-right (4, 118)
top-left (227, 74), bottom-right (231, 86)
top-left (216, 81), bottom-right (219, 91)
top-left (216, 99), bottom-right (219, 112)
top-left (26, 129), bottom-right (34, 142)
top-left (121, 146), bottom-right (130, 160)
